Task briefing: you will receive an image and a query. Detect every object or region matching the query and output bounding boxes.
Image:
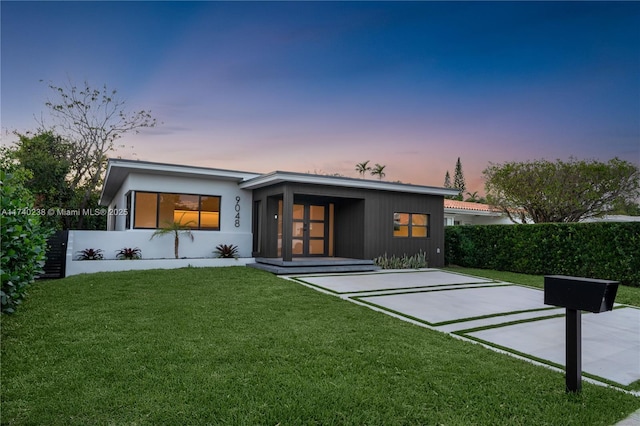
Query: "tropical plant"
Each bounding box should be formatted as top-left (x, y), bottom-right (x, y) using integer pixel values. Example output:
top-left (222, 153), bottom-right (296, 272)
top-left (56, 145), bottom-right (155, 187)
top-left (214, 244), bottom-right (239, 259)
top-left (355, 160), bottom-right (372, 178)
top-left (464, 191), bottom-right (486, 203)
top-left (150, 213), bottom-right (195, 259)
top-left (370, 163), bottom-right (386, 180)
top-left (76, 248), bottom-right (104, 260)
top-left (115, 247), bottom-right (141, 260)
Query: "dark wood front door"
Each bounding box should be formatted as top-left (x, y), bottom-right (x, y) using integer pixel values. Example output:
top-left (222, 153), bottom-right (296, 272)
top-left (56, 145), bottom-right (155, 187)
top-left (292, 203), bottom-right (327, 256)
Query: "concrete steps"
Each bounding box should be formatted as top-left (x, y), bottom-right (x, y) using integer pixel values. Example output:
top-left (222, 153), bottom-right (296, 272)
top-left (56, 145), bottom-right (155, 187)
top-left (248, 257), bottom-right (380, 275)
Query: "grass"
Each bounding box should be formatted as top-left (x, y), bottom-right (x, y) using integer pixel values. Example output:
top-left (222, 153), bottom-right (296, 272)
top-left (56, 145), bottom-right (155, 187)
top-left (444, 266), bottom-right (640, 308)
top-left (1, 267), bottom-right (639, 425)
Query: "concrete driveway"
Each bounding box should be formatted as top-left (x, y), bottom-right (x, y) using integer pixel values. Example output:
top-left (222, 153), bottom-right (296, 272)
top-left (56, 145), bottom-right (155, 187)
top-left (286, 269), bottom-right (640, 390)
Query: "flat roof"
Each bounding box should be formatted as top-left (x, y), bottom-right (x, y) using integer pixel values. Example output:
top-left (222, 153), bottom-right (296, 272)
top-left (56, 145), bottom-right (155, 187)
top-left (99, 159), bottom-right (261, 205)
top-left (239, 170), bottom-right (460, 197)
top-left (100, 159), bottom-right (460, 205)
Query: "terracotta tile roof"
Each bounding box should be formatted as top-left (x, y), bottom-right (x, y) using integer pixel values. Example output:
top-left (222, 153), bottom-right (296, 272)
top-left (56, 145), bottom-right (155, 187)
top-left (444, 199), bottom-right (499, 212)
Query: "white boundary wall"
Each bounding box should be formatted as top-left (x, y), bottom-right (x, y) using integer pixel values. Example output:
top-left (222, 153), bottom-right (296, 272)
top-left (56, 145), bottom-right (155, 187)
top-left (66, 229), bottom-right (254, 277)
top-left (66, 257), bottom-right (254, 276)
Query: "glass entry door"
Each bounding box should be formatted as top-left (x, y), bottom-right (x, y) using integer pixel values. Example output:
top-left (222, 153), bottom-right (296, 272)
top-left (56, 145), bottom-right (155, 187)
top-left (292, 203), bottom-right (327, 256)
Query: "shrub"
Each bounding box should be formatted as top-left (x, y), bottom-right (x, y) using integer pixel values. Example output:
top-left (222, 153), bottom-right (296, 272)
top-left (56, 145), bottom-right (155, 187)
top-left (76, 248), bottom-right (104, 260)
top-left (1, 169), bottom-right (51, 314)
top-left (445, 223), bottom-right (640, 286)
top-left (374, 250), bottom-right (428, 269)
top-left (214, 244), bottom-right (239, 259)
top-left (116, 247), bottom-right (142, 260)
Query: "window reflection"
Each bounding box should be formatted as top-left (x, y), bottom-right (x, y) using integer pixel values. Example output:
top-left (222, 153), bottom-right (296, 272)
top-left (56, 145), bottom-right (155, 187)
top-left (134, 191), bottom-right (221, 230)
top-left (393, 212), bottom-right (429, 238)
top-left (135, 192), bottom-right (158, 228)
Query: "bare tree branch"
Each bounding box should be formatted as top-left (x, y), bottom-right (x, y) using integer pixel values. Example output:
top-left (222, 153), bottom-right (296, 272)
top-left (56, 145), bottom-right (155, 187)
top-left (37, 79), bottom-right (158, 227)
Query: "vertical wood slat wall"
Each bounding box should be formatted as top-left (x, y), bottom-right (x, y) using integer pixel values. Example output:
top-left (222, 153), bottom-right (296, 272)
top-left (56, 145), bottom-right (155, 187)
top-left (251, 183), bottom-right (446, 267)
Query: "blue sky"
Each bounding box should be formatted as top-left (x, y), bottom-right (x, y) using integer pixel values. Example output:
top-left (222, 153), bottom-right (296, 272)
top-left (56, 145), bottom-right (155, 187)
top-left (2, 1), bottom-right (639, 194)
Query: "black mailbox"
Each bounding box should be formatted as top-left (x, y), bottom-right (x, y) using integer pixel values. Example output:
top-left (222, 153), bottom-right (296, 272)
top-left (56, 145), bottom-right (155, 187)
top-left (544, 275), bottom-right (618, 313)
top-left (543, 275), bottom-right (619, 393)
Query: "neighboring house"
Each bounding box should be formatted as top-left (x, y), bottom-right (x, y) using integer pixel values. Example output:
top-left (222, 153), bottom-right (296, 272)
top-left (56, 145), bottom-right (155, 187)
top-left (581, 215), bottom-right (640, 223)
top-left (443, 200), bottom-right (640, 225)
top-left (83, 159), bottom-right (459, 274)
top-left (444, 199), bottom-right (513, 225)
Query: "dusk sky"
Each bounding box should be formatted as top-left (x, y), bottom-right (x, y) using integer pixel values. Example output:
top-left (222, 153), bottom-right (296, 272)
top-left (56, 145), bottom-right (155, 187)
top-left (2, 1), bottom-right (639, 194)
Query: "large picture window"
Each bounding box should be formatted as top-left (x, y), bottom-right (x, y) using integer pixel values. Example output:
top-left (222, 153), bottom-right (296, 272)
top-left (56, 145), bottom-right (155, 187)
top-left (393, 212), bottom-right (429, 238)
top-left (134, 192), bottom-right (221, 230)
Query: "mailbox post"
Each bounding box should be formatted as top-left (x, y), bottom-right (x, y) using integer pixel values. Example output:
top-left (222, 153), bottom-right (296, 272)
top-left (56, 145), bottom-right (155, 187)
top-left (544, 275), bottom-right (619, 393)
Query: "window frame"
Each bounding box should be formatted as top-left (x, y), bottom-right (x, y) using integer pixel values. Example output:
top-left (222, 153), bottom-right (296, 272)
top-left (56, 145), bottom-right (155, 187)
top-left (125, 192), bottom-right (132, 230)
top-left (393, 212), bottom-right (430, 238)
top-left (133, 191), bottom-right (222, 230)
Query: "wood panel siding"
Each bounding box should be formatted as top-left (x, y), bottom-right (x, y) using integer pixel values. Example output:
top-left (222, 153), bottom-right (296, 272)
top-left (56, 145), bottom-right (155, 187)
top-left (334, 198), bottom-right (365, 259)
top-left (361, 190), bottom-right (445, 266)
top-left (250, 182), bottom-right (446, 267)
top-left (252, 184), bottom-right (287, 258)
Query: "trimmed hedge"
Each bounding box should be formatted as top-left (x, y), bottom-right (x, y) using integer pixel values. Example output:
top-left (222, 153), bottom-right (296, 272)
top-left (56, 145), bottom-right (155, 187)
top-left (1, 169), bottom-right (50, 314)
top-left (445, 222), bottom-right (640, 287)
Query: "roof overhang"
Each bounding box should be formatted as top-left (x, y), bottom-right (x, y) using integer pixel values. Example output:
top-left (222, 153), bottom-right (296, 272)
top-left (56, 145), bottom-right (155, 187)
top-left (239, 171), bottom-right (460, 197)
top-left (100, 159), bottom-right (460, 206)
top-left (99, 159), bottom-right (261, 205)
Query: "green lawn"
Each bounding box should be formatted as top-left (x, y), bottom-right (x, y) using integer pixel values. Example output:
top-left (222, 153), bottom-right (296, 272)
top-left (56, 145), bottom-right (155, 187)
top-left (444, 266), bottom-right (640, 308)
top-left (2, 267), bottom-right (639, 425)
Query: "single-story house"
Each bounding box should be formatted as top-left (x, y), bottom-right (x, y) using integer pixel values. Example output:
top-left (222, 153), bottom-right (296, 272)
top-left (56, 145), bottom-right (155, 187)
top-left (74, 158), bottom-right (459, 274)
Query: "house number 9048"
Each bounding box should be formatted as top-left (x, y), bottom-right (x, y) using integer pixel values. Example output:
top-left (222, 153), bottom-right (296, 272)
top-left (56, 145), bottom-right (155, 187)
top-left (234, 196), bottom-right (241, 227)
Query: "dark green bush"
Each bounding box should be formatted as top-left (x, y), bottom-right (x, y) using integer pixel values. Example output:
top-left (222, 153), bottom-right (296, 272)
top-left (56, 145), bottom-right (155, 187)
top-left (1, 169), bottom-right (51, 314)
top-left (445, 222), bottom-right (640, 287)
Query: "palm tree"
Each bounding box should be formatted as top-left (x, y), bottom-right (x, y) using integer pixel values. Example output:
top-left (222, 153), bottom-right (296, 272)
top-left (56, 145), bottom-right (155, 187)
top-left (464, 191), bottom-right (487, 203)
top-left (465, 191), bottom-right (480, 202)
top-left (355, 160), bottom-right (371, 178)
top-left (371, 163), bottom-right (386, 180)
top-left (150, 213), bottom-right (196, 259)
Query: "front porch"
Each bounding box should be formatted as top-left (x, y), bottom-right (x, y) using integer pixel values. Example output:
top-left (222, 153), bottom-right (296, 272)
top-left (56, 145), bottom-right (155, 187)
top-left (248, 257), bottom-right (379, 275)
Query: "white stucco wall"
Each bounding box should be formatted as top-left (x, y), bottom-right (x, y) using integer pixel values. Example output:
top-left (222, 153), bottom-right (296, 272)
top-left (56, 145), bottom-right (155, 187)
top-left (66, 257), bottom-right (255, 277)
top-left (444, 213), bottom-right (514, 226)
top-left (105, 172), bottom-right (254, 233)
